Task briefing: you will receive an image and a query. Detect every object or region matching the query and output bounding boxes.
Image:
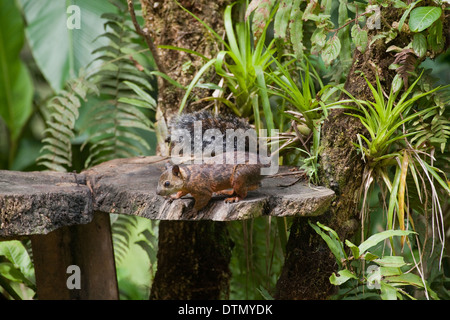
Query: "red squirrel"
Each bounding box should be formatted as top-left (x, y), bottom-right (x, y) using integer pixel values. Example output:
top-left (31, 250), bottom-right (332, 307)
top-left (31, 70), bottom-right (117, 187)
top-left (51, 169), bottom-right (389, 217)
top-left (156, 111), bottom-right (265, 211)
top-left (157, 152), bottom-right (263, 211)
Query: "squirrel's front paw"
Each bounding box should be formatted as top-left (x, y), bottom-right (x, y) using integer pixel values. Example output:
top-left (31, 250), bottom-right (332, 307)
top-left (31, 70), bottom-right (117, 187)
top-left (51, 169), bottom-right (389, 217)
top-left (225, 196), bottom-right (242, 203)
top-left (162, 196), bottom-right (174, 204)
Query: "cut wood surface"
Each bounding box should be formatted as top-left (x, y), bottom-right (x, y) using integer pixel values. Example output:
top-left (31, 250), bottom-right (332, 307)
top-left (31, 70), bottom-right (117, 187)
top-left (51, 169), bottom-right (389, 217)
top-left (0, 156), bottom-right (335, 237)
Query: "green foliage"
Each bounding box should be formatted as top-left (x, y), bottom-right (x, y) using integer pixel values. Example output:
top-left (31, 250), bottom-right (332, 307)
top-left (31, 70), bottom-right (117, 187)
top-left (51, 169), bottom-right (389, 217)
top-left (215, 3), bottom-right (277, 132)
top-left (341, 73), bottom-right (449, 259)
top-left (410, 72), bottom-right (450, 153)
top-left (0, 0), bottom-right (158, 300)
top-left (408, 6), bottom-right (442, 32)
top-left (81, 5), bottom-right (156, 168)
top-left (0, 241), bottom-right (35, 300)
top-left (0, 0), bottom-right (33, 168)
top-left (335, 74), bottom-right (450, 298)
top-left (391, 0), bottom-right (445, 58)
top-left (19, 0), bottom-right (117, 92)
top-left (268, 58), bottom-right (343, 182)
top-left (111, 215), bottom-right (158, 300)
top-left (310, 221), bottom-right (439, 300)
top-left (229, 218), bottom-right (285, 299)
top-left (175, 1), bottom-right (277, 132)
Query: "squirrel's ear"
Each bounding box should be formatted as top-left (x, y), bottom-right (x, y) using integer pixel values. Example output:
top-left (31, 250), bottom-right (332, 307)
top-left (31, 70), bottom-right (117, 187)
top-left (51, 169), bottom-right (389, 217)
top-left (172, 165), bottom-right (180, 176)
top-left (165, 162), bottom-right (171, 170)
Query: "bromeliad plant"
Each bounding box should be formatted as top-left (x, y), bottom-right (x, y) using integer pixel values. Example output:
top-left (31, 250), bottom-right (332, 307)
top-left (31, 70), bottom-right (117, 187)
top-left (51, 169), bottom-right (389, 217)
top-left (343, 72), bottom-right (450, 260)
top-left (214, 3), bottom-right (276, 133)
top-left (174, 2), bottom-right (276, 133)
top-left (267, 56), bottom-right (352, 183)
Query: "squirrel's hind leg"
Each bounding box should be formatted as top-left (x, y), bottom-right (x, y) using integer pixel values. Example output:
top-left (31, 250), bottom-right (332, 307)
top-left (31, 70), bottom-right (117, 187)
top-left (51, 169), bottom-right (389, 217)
top-left (224, 183), bottom-right (259, 203)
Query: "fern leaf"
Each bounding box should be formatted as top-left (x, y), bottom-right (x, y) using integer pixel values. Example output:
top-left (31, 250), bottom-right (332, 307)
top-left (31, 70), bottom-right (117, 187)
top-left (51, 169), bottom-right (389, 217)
top-left (38, 77), bottom-right (95, 172)
top-left (82, 5), bottom-right (156, 168)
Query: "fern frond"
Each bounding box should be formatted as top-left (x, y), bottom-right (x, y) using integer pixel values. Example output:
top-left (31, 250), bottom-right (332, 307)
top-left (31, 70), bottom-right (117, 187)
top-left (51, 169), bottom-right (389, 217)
top-left (410, 87), bottom-right (450, 154)
top-left (37, 77), bottom-right (97, 172)
top-left (111, 214), bottom-right (139, 264)
top-left (82, 5), bottom-right (156, 168)
top-left (110, 213), bottom-right (158, 270)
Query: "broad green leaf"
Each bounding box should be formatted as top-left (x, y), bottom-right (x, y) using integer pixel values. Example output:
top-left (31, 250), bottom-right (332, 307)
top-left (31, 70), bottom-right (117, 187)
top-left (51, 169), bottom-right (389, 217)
top-left (247, 0), bottom-right (277, 38)
top-left (386, 273), bottom-right (439, 299)
top-left (0, 262), bottom-right (29, 283)
top-left (321, 36), bottom-right (341, 66)
top-left (321, 0), bottom-right (333, 15)
top-left (392, 73), bottom-right (403, 93)
top-left (345, 239), bottom-right (360, 259)
top-left (330, 269), bottom-right (357, 285)
top-left (0, 0), bottom-right (33, 141)
top-left (364, 252), bottom-right (379, 261)
top-left (19, 0), bottom-right (117, 91)
top-left (302, 0), bottom-right (319, 20)
top-left (351, 24), bottom-right (368, 53)
top-left (309, 221), bottom-right (346, 266)
top-left (409, 6), bottom-right (442, 32)
top-left (338, 0), bottom-right (352, 60)
top-left (358, 230), bottom-right (415, 255)
top-left (380, 282), bottom-right (398, 300)
top-left (274, 0), bottom-right (293, 39)
top-left (374, 256), bottom-right (406, 268)
top-left (0, 241), bottom-right (34, 281)
top-left (397, 0), bottom-right (421, 32)
top-left (412, 33), bottom-right (427, 57)
top-left (310, 28), bottom-right (327, 54)
top-left (386, 273), bottom-right (424, 287)
top-left (380, 266), bottom-right (402, 277)
top-left (289, 0), bottom-right (304, 59)
top-left (427, 18), bottom-right (444, 52)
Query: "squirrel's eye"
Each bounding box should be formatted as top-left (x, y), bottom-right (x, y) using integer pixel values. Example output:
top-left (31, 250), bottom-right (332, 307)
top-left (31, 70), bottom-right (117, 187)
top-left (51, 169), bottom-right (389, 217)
top-left (164, 181), bottom-right (170, 187)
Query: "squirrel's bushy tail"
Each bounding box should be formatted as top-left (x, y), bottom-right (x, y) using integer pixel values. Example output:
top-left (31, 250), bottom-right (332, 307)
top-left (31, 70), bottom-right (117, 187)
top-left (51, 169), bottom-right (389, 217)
top-left (168, 111), bottom-right (256, 154)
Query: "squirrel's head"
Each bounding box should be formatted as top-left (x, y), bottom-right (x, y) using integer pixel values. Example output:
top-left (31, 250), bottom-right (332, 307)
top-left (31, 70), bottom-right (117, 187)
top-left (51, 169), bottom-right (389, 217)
top-left (156, 164), bottom-right (185, 196)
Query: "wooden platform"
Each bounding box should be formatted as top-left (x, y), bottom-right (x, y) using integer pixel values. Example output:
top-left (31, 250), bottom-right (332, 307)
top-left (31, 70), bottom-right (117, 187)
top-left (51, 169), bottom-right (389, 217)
top-left (0, 156), bottom-right (335, 238)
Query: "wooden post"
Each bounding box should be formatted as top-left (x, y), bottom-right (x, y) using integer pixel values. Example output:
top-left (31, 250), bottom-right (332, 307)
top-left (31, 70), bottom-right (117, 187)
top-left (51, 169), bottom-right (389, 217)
top-left (30, 212), bottom-right (118, 300)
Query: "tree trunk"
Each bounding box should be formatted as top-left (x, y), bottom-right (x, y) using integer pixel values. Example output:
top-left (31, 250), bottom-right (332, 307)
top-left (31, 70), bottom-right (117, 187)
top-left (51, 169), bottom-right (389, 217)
top-left (138, 0), bottom-right (234, 299)
top-left (275, 6), bottom-right (410, 299)
top-left (149, 221), bottom-right (232, 299)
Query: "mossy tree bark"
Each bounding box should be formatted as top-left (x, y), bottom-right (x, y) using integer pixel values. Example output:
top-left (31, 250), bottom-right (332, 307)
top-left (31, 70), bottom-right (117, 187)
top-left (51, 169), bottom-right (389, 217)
top-left (138, 0), bottom-right (234, 299)
top-left (275, 5), bottom-right (450, 299)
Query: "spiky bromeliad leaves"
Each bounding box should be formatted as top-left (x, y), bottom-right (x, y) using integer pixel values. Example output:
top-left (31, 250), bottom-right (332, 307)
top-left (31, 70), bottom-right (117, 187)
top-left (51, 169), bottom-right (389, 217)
top-left (82, 8), bottom-right (156, 168)
top-left (343, 72), bottom-right (449, 265)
